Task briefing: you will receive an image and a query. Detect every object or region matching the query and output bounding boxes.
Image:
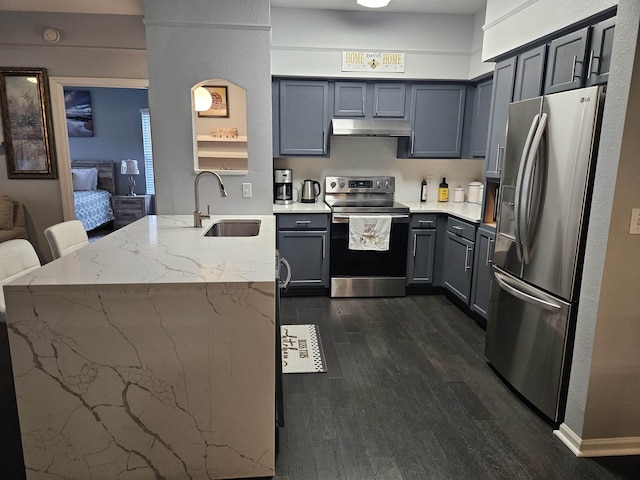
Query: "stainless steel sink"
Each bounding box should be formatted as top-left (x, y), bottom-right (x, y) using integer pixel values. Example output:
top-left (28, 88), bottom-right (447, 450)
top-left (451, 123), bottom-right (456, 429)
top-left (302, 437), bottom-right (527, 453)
top-left (204, 219), bottom-right (261, 237)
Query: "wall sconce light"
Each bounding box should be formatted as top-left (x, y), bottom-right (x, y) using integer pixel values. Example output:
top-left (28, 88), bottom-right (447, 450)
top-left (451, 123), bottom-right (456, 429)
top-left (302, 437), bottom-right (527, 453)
top-left (194, 86), bottom-right (213, 112)
top-left (121, 159), bottom-right (140, 196)
top-left (357, 0), bottom-right (391, 8)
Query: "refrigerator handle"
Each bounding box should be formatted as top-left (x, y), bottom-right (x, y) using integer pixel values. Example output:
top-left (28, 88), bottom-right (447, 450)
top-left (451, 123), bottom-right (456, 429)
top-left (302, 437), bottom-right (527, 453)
top-left (520, 112), bottom-right (548, 264)
top-left (493, 268), bottom-right (562, 312)
top-left (514, 114), bottom-right (540, 263)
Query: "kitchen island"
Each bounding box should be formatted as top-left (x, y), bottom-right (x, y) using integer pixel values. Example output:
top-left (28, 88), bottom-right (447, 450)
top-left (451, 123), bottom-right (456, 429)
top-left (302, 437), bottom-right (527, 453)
top-left (4, 215), bottom-right (276, 479)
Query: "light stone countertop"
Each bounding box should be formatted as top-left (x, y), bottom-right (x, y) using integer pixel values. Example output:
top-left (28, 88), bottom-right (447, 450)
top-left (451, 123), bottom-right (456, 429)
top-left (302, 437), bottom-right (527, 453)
top-left (272, 202), bottom-right (331, 213)
top-left (403, 201), bottom-right (483, 223)
top-left (9, 214), bottom-right (276, 287)
top-left (273, 200), bottom-right (482, 223)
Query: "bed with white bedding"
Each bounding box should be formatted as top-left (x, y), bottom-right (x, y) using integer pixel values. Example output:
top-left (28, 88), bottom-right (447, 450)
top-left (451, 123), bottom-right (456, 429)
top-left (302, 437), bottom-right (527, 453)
top-left (71, 161), bottom-right (116, 231)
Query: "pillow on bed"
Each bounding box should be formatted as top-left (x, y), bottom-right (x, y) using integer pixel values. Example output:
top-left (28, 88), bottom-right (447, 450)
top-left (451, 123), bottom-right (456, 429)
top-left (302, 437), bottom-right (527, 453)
top-left (72, 168), bottom-right (99, 191)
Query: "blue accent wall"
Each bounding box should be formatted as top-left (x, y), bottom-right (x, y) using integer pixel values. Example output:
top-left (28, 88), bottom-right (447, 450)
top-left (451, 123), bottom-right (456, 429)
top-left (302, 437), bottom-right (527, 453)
top-left (66, 87), bottom-right (149, 196)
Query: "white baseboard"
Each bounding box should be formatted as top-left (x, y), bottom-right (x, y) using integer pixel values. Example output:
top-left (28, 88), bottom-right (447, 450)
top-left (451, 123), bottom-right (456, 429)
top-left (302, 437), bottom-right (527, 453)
top-left (554, 423), bottom-right (640, 457)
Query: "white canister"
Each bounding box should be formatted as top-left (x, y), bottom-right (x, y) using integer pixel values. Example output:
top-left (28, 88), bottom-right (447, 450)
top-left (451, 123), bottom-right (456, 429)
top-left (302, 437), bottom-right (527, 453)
top-left (468, 181), bottom-right (483, 204)
top-left (453, 186), bottom-right (465, 203)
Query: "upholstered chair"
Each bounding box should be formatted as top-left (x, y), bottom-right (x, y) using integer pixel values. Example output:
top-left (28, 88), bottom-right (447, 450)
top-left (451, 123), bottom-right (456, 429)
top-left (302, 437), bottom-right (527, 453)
top-left (44, 220), bottom-right (89, 260)
top-left (0, 239), bottom-right (41, 322)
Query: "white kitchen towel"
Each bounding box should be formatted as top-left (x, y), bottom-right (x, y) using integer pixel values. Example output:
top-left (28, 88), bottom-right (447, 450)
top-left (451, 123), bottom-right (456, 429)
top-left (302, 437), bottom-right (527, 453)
top-left (348, 215), bottom-right (391, 251)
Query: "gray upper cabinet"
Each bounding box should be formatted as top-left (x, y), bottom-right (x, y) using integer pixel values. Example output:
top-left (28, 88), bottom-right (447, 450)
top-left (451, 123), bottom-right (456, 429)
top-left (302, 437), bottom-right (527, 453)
top-left (373, 83), bottom-right (406, 117)
top-left (544, 27), bottom-right (589, 94)
top-left (278, 80), bottom-right (330, 157)
top-left (400, 84), bottom-right (466, 158)
top-left (470, 78), bottom-right (493, 158)
top-left (586, 17), bottom-right (615, 86)
top-left (333, 81), bottom-right (406, 118)
top-left (334, 82), bottom-right (366, 117)
top-left (513, 45), bottom-right (547, 102)
top-left (485, 57), bottom-right (516, 178)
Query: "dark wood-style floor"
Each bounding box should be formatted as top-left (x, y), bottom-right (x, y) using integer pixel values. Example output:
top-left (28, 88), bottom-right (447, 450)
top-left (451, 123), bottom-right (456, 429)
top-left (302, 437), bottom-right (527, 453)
top-left (1, 294), bottom-right (639, 479)
top-left (274, 295), bottom-right (640, 480)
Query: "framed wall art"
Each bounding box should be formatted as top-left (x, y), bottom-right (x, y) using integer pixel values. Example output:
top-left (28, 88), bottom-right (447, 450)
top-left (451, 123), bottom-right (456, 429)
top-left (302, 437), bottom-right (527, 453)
top-left (198, 85), bottom-right (229, 118)
top-left (64, 89), bottom-right (93, 137)
top-left (0, 67), bottom-right (58, 179)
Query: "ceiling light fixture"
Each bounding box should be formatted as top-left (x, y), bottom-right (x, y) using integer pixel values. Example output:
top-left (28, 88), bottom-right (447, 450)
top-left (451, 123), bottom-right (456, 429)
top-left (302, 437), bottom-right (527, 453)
top-left (357, 0), bottom-right (391, 8)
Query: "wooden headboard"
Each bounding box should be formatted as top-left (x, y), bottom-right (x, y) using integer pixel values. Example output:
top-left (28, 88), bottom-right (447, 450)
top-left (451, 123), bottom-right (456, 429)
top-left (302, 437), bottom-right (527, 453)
top-left (71, 161), bottom-right (116, 195)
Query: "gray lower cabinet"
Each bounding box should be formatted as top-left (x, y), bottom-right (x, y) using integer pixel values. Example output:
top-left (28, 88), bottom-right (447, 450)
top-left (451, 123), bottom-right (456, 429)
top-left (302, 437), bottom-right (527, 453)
top-left (277, 80), bottom-right (330, 157)
top-left (544, 27), bottom-right (589, 94)
top-left (470, 226), bottom-right (495, 318)
top-left (443, 217), bottom-right (476, 304)
top-left (399, 84), bottom-right (466, 158)
top-left (407, 214), bottom-right (437, 284)
top-left (276, 214), bottom-right (329, 290)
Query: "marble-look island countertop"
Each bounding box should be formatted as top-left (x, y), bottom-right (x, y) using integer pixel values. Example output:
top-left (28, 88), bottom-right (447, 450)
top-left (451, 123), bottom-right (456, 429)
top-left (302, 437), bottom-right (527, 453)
top-left (4, 215), bottom-right (277, 480)
top-left (10, 214), bottom-right (276, 286)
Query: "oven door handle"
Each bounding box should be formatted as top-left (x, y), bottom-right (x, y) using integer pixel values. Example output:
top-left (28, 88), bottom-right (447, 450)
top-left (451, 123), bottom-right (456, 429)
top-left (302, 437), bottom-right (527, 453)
top-left (332, 214), bottom-right (409, 223)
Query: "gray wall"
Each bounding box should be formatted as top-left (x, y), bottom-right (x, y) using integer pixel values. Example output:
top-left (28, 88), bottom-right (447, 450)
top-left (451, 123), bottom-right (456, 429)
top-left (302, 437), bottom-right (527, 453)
top-left (0, 11), bottom-right (146, 262)
top-left (144, 0), bottom-right (273, 216)
top-left (67, 87), bottom-right (149, 196)
top-left (565, 0), bottom-right (640, 442)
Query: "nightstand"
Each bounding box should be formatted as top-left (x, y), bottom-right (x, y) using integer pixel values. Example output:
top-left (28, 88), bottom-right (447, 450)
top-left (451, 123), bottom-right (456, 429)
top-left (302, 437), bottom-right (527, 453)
top-left (112, 195), bottom-right (151, 229)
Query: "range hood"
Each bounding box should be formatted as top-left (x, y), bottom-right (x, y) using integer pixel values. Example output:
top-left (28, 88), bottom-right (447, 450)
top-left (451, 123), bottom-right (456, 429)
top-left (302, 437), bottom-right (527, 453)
top-left (331, 118), bottom-right (412, 137)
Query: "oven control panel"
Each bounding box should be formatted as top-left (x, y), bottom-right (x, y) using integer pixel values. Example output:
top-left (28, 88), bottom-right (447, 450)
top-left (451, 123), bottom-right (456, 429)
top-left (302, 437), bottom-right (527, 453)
top-left (325, 176), bottom-right (395, 194)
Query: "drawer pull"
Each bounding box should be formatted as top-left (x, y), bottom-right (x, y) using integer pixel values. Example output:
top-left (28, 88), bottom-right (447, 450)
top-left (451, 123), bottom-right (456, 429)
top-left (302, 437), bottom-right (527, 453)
top-left (295, 220), bottom-right (311, 225)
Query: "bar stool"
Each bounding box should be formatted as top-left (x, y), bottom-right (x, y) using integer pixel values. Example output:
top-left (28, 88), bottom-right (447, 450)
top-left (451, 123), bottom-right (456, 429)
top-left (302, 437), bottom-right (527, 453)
top-left (0, 239), bottom-right (41, 322)
top-left (44, 220), bottom-right (89, 260)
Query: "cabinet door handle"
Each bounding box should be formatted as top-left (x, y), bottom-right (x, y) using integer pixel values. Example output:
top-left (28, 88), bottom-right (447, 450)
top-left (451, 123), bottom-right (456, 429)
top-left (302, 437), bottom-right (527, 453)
top-left (322, 235), bottom-right (326, 259)
top-left (486, 238), bottom-right (494, 266)
top-left (496, 144), bottom-right (504, 174)
top-left (410, 131), bottom-right (415, 155)
top-left (412, 234), bottom-right (417, 257)
top-left (322, 129), bottom-right (326, 154)
top-left (362, 95), bottom-right (365, 115)
top-left (375, 97), bottom-right (379, 115)
top-left (464, 246), bottom-right (472, 271)
top-left (570, 55), bottom-right (583, 80)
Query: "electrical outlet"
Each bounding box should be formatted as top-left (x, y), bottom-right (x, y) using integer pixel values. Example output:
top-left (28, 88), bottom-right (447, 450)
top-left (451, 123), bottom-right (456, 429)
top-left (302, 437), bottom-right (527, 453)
top-left (242, 183), bottom-right (252, 198)
top-left (630, 208), bottom-right (640, 234)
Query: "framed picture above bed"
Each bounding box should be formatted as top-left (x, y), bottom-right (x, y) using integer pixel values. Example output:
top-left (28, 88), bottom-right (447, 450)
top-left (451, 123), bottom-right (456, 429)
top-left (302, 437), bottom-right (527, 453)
top-left (0, 67), bottom-right (58, 179)
top-left (64, 89), bottom-right (93, 137)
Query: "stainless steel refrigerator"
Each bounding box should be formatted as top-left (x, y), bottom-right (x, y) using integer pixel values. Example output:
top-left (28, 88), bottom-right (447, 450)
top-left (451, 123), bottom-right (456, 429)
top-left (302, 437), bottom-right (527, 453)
top-left (485, 85), bottom-right (604, 423)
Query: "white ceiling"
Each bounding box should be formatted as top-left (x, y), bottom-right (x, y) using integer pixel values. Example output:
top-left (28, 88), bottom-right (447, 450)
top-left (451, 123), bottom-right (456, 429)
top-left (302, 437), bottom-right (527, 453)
top-left (0, 0), bottom-right (486, 16)
top-left (271, 0), bottom-right (487, 15)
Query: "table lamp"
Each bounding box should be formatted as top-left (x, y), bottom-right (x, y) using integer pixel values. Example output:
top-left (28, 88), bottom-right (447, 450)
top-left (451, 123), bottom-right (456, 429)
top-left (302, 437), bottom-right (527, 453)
top-left (121, 159), bottom-right (139, 196)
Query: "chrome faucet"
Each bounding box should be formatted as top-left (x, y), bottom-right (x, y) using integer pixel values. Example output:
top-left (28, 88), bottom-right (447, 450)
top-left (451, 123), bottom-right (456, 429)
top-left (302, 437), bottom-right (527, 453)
top-left (194, 171), bottom-right (228, 227)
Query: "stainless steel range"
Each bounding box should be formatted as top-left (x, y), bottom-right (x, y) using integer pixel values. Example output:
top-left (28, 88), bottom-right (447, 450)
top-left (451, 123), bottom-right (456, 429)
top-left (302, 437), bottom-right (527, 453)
top-left (324, 176), bottom-right (410, 298)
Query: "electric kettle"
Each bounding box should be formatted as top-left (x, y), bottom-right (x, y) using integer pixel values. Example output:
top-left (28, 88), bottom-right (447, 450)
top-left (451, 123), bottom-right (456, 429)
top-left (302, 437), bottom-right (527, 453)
top-left (301, 179), bottom-right (321, 203)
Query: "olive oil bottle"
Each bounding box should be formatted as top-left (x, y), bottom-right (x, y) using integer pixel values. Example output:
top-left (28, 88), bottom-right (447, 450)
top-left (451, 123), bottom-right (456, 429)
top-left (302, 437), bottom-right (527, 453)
top-left (420, 177), bottom-right (428, 202)
top-left (438, 177), bottom-right (449, 202)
